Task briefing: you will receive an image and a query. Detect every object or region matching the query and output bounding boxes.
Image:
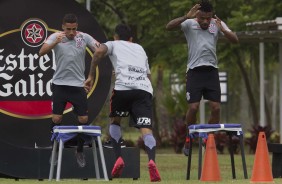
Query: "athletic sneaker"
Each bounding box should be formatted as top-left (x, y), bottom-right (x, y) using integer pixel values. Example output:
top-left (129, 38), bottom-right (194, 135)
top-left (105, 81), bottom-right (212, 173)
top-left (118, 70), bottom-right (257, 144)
top-left (183, 138), bottom-right (207, 156)
top-left (148, 160), bottom-right (161, 182)
top-left (111, 157), bottom-right (125, 178)
top-left (103, 139), bottom-right (126, 149)
top-left (183, 137), bottom-right (190, 156)
top-left (75, 151), bottom-right (86, 168)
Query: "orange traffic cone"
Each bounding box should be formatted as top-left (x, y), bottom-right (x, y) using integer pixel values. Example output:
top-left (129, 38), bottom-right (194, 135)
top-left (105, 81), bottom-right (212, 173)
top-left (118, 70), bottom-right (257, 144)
top-left (200, 134), bottom-right (221, 181)
top-left (251, 132), bottom-right (274, 183)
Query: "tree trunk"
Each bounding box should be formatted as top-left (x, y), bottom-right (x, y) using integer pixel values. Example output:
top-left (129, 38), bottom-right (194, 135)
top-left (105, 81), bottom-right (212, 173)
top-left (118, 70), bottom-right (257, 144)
top-left (152, 65), bottom-right (163, 145)
top-left (234, 49), bottom-right (259, 125)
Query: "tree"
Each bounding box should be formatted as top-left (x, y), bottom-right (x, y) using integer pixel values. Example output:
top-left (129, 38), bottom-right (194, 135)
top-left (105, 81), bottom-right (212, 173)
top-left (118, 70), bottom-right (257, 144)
top-left (84, 0), bottom-right (282, 146)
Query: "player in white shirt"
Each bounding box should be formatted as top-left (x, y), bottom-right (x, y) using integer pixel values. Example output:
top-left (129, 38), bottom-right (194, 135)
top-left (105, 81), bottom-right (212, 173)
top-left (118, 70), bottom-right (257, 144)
top-left (85, 24), bottom-right (161, 182)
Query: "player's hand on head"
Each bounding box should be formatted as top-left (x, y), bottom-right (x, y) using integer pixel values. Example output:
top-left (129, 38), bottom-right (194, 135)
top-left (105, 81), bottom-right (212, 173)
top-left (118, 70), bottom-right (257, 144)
top-left (215, 15), bottom-right (225, 32)
top-left (187, 4), bottom-right (201, 18)
top-left (214, 15), bottom-right (221, 22)
top-left (214, 15), bottom-right (223, 30)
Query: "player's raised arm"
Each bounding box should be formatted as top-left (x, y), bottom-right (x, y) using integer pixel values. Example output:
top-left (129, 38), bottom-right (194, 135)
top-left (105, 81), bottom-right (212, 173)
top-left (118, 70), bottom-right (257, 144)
top-left (166, 4), bottom-right (201, 31)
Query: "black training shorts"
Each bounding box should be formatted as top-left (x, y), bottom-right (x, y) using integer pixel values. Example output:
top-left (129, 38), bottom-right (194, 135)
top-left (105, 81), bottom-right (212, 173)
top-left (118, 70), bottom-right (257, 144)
top-left (51, 84), bottom-right (88, 116)
top-left (109, 89), bottom-right (153, 129)
top-left (186, 66), bottom-right (221, 103)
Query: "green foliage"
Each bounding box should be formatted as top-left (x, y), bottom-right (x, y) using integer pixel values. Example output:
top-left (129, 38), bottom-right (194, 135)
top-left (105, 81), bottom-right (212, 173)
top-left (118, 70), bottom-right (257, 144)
top-left (85, 0), bottom-right (282, 148)
top-left (244, 125), bottom-right (275, 153)
top-left (163, 86), bottom-right (187, 117)
top-left (170, 117), bottom-right (186, 153)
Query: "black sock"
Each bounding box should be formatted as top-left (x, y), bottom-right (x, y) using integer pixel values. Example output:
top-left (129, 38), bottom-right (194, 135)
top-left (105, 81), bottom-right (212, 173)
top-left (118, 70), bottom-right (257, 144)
top-left (111, 137), bottom-right (122, 159)
top-left (145, 146), bottom-right (156, 162)
top-left (76, 135), bottom-right (84, 152)
top-left (77, 122), bottom-right (86, 152)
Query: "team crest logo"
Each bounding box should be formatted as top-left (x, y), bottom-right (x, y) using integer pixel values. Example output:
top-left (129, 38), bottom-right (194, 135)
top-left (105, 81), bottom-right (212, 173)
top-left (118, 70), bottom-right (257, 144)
top-left (20, 19), bottom-right (47, 47)
top-left (75, 35), bottom-right (84, 48)
top-left (208, 23), bottom-right (217, 34)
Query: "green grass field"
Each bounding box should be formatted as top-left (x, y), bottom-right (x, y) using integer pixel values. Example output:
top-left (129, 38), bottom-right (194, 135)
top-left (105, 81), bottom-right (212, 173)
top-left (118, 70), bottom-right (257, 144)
top-left (0, 148), bottom-right (280, 184)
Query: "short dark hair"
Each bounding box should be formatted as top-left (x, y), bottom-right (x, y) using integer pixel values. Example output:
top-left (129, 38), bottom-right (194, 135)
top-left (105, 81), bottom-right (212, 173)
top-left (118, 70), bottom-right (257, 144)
top-left (62, 13), bottom-right (78, 24)
top-left (198, 0), bottom-right (213, 13)
top-left (115, 24), bottom-right (132, 41)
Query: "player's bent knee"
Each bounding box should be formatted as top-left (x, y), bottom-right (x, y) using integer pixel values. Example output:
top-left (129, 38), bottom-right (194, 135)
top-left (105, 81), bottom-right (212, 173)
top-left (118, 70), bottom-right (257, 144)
top-left (211, 105), bottom-right (220, 113)
top-left (52, 116), bottom-right (62, 124)
top-left (189, 106), bottom-right (198, 114)
top-left (78, 116), bottom-right (88, 124)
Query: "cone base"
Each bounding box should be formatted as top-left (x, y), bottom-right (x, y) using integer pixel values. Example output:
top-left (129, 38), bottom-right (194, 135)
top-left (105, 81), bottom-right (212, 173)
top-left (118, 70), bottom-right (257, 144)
top-left (250, 180), bottom-right (274, 183)
top-left (200, 179), bottom-right (221, 182)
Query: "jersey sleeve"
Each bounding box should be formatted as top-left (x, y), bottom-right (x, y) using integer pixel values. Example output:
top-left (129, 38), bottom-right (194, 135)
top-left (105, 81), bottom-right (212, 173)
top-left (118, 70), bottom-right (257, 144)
top-left (104, 41), bottom-right (113, 55)
top-left (220, 21), bottom-right (232, 35)
top-left (45, 33), bottom-right (57, 45)
top-left (181, 19), bottom-right (192, 32)
top-left (85, 33), bottom-right (100, 52)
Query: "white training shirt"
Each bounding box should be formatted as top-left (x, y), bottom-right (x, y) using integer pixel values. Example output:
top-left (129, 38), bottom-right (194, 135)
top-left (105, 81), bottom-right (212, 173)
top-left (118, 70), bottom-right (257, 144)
top-left (104, 40), bottom-right (153, 95)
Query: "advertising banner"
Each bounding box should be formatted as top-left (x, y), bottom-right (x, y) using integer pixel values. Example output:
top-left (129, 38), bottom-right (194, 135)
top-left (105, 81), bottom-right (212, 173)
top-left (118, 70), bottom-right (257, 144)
top-left (0, 0), bottom-right (112, 148)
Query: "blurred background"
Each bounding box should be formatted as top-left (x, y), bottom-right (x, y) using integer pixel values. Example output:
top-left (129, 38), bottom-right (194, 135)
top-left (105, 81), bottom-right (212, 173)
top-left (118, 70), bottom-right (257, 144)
top-left (77, 0), bottom-right (282, 154)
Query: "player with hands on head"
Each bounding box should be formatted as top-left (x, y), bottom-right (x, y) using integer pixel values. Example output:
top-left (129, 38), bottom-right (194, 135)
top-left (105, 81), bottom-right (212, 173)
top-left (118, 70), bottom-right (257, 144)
top-left (166, 0), bottom-right (238, 156)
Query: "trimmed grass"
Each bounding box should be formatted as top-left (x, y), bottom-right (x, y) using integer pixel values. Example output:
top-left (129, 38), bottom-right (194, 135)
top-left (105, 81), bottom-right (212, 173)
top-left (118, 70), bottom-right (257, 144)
top-left (0, 148), bottom-right (281, 183)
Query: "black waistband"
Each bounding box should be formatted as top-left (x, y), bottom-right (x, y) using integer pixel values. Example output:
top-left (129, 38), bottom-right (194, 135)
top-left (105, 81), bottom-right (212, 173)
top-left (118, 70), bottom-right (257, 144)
top-left (189, 66), bottom-right (216, 72)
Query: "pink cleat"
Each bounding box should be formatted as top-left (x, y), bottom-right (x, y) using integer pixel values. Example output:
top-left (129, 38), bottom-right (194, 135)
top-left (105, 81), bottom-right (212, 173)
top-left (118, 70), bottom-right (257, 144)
top-left (148, 160), bottom-right (161, 182)
top-left (111, 157), bottom-right (125, 178)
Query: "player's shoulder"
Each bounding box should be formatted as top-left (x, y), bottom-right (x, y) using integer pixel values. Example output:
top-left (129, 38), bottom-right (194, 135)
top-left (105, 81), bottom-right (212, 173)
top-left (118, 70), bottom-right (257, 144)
top-left (133, 42), bottom-right (144, 49)
top-left (50, 32), bottom-right (60, 36)
top-left (210, 18), bottom-right (217, 23)
top-left (46, 32), bottom-right (59, 40)
top-left (76, 31), bottom-right (93, 38)
top-left (130, 42), bottom-right (146, 53)
top-left (182, 18), bottom-right (195, 27)
top-left (123, 41), bottom-right (144, 49)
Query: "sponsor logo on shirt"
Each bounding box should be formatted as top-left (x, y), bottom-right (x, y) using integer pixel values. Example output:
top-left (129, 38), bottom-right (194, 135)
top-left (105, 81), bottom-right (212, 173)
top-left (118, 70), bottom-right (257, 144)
top-left (128, 65), bottom-right (145, 73)
top-left (128, 76), bottom-right (145, 81)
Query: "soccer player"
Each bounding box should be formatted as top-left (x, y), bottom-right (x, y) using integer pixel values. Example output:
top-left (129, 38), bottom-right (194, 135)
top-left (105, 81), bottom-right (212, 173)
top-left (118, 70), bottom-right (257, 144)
top-left (39, 13), bottom-right (100, 167)
top-left (166, 0), bottom-right (238, 155)
top-left (85, 24), bottom-right (161, 182)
